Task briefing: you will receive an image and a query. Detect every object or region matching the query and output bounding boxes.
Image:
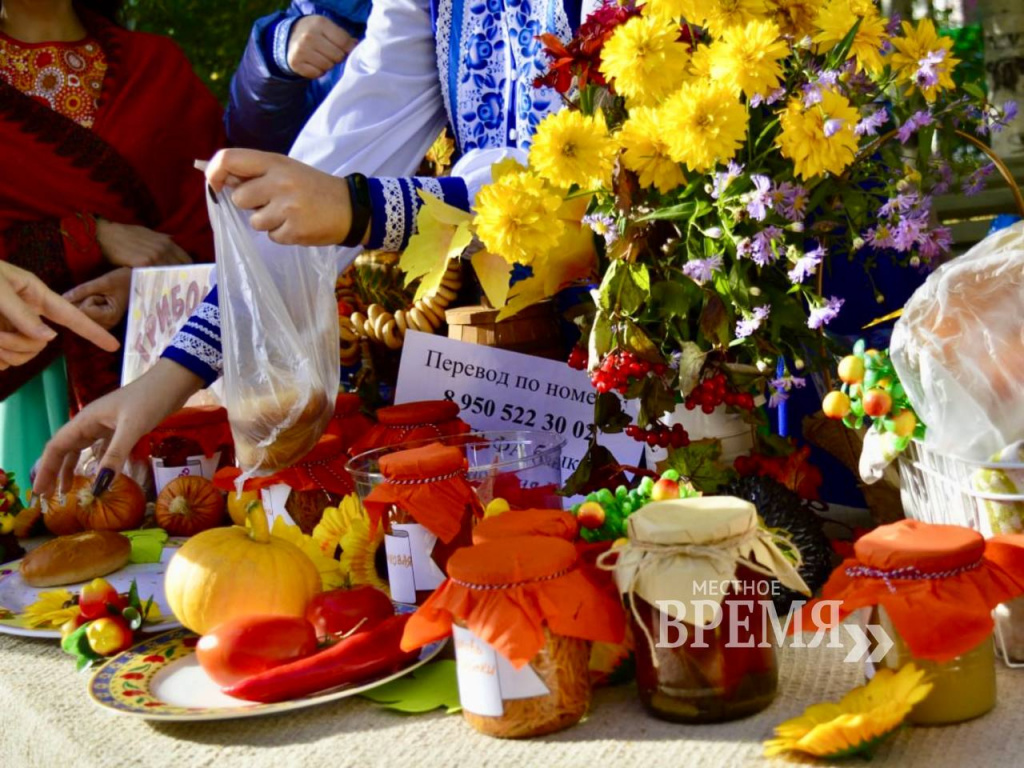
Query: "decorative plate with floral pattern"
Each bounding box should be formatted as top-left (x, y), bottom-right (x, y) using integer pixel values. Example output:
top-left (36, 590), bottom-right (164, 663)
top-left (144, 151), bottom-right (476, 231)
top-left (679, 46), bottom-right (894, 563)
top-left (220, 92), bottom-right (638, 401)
top-left (89, 626), bottom-right (447, 721)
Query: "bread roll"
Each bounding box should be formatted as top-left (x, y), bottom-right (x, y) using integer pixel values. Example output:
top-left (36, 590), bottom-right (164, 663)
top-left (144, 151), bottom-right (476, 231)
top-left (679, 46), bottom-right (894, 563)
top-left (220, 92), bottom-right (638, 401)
top-left (231, 388), bottom-right (330, 471)
top-left (20, 530), bottom-right (131, 587)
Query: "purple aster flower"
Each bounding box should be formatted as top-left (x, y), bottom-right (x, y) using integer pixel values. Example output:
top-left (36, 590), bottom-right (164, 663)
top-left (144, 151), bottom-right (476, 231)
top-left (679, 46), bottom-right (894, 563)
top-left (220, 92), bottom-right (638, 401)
top-left (746, 175), bottom-right (773, 221)
top-left (886, 13), bottom-right (902, 36)
top-left (777, 183), bottom-right (809, 221)
top-left (682, 254), bottom-right (723, 284)
top-left (855, 107), bottom-right (888, 136)
top-left (711, 161), bottom-right (745, 200)
top-left (931, 161), bottom-right (954, 195)
top-left (802, 83), bottom-right (823, 107)
top-left (893, 214), bottom-right (927, 252)
top-left (918, 226), bottom-right (952, 262)
top-left (736, 304), bottom-right (771, 339)
top-left (737, 238), bottom-right (753, 258)
top-left (818, 70), bottom-right (840, 87)
top-left (913, 49), bottom-right (946, 90)
top-left (788, 243), bottom-right (825, 284)
top-left (897, 110), bottom-right (933, 144)
top-left (582, 213), bottom-right (619, 246)
top-left (747, 226), bottom-right (783, 267)
top-left (991, 100), bottom-right (1020, 134)
top-left (878, 191), bottom-right (920, 219)
top-left (823, 118), bottom-right (846, 138)
top-left (768, 375), bottom-right (807, 408)
top-left (807, 296), bottom-right (844, 330)
top-left (750, 88), bottom-right (785, 107)
top-left (963, 163), bottom-right (995, 196)
top-left (867, 223), bottom-right (896, 249)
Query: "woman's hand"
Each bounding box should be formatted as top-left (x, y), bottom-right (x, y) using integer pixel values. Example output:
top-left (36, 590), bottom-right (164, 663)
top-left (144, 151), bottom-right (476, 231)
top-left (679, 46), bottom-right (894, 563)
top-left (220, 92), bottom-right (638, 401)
top-left (206, 149), bottom-right (354, 246)
top-left (287, 14), bottom-right (357, 79)
top-left (0, 262), bottom-right (119, 370)
top-left (64, 268), bottom-right (132, 330)
top-left (96, 219), bottom-right (192, 268)
top-left (33, 358), bottom-right (205, 496)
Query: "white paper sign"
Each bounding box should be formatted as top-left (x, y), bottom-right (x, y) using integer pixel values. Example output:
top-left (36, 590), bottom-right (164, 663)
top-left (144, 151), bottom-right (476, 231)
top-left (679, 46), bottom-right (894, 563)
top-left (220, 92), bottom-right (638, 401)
top-left (452, 625), bottom-right (550, 717)
top-left (151, 451), bottom-right (222, 495)
top-left (394, 523), bottom-right (445, 590)
top-left (384, 531), bottom-right (416, 604)
top-left (260, 484), bottom-right (296, 529)
top-left (394, 331), bottom-right (642, 504)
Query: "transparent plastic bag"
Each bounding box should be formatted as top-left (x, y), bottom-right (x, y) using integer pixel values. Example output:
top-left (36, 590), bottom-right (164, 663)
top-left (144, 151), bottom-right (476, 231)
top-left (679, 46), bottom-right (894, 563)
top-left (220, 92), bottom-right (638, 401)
top-left (890, 221), bottom-right (1024, 460)
top-left (208, 188), bottom-right (340, 476)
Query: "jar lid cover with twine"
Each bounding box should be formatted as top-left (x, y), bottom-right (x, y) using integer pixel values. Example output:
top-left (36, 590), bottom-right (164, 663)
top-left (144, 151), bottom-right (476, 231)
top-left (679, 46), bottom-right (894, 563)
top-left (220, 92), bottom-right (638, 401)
top-left (130, 406), bottom-right (234, 462)
top-left (401, 536), bottom-right (626, 668)
top-left (363, 443), bottom-right (483, 544)
top-left (472, 509), bottom-right (579, 545)
top-left (213, 434), bottom-right (354, 497)
top-left (347, 400), bottom-right (471, 457)
top-left (799, 519), bottom-right (1024, 662)
top-left (323, 393), bottom-right (373, 450)
top-left (602, 497), bottom-right (809, 631)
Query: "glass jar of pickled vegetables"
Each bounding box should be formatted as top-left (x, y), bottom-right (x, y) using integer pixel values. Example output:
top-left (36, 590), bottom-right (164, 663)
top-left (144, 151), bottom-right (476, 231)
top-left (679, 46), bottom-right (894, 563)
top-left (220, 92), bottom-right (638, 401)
top-left (605, 496), bottom-right (810, 724)
top-left (402, 536), bottom-right (626, 738)
top-left (807, 519), bottom-right (1024, 726)
top-left (364, 444), bottom-right (480, 605)
top-left (347, 399), bottom-right (471, 458)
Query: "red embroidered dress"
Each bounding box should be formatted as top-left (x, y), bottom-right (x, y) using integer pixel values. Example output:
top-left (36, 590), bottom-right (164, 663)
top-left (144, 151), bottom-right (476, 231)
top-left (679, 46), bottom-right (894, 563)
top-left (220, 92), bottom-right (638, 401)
top-left (0, 33), bottom-right (107, 127)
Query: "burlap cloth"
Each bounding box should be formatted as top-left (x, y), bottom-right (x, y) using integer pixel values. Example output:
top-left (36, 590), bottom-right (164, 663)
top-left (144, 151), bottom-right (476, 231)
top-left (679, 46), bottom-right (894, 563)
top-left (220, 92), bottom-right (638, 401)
top-left (1, 632), bottom-right (1022, 767)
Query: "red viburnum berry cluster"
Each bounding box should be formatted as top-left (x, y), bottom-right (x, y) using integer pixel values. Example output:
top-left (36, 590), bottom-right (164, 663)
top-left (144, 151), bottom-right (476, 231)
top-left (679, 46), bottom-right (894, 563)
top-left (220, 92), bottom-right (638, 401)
top-left (684, 372), bottom-right (756, 413)
top-left (587, 350), bottom-right (668, 394)
top-left (567, 345), bottom-right (588, 371)
top-left (625, 421), bottom-right (690, 448)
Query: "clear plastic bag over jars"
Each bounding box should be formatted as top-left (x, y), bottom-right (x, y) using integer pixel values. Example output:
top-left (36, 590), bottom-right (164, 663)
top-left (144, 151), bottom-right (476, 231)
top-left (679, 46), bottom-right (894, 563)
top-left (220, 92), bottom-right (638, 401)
top-left (401, 536), bottom-right (626, 738)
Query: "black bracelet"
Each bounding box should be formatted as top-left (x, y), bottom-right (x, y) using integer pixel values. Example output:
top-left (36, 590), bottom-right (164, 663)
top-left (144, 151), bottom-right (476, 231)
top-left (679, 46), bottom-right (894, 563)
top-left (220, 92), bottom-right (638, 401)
top-left (341, 173), bottom-right (372, 248)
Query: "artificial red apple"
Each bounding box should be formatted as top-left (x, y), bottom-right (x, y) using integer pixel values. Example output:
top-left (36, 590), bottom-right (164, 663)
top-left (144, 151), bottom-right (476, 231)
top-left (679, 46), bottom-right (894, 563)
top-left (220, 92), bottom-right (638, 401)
top-left (651, 477), bottom-right (681, 501)
top-left (576, 501), bottom-right (606, 529)
top-left (862, 388), bottom-right (893, 418)
top-left (79, 577), bottom-right (126, 621)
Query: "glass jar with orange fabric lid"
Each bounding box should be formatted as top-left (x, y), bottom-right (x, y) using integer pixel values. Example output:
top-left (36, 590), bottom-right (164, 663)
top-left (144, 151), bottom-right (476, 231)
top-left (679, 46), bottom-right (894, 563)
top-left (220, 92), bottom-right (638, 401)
top-left (347, 400), bottom-right (471, 458)
top-left (402, 535), bottom-right (626, 738)
top-left (363, 443), bottom-right (482, 605)
top-left (214, 434), bottom-right (355, 533)
top-left (804, 519), bottom-right (1024, 725)
top-left (130, 406), bottom-right (235, 495)
top-left (472, 508), bottom-right (579, 545)
top-left (604, 496), bottom-right (810, 723)
top-left (323, 393), bottom-right (373, 452)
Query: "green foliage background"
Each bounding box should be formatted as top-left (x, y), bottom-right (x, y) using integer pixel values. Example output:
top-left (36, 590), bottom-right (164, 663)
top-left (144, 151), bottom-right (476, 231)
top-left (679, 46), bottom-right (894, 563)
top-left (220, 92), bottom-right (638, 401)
top-left (123, 0), bottom-right (282, 103)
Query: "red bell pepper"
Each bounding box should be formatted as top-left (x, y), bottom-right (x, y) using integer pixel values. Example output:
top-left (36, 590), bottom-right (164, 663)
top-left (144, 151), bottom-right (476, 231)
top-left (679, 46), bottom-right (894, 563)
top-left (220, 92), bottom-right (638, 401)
top-left (223, 614), bottom-right (418, 703)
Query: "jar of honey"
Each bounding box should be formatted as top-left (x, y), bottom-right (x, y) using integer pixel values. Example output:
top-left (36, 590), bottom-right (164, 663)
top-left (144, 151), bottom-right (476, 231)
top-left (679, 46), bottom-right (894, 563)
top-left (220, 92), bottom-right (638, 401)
top-left (363, 443), bottom-right (480, 604)
top-left (806, 519), bottom-right (1024, 726)
top-left (401, 536), bottom-right (626, 738)
top-left (605, 496), bottom-right (810, 723)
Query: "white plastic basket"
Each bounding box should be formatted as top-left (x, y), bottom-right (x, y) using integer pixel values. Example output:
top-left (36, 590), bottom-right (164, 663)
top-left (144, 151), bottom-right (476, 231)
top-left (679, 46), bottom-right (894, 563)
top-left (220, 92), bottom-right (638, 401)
top-left (897, 440), bottom-right (1024, 667)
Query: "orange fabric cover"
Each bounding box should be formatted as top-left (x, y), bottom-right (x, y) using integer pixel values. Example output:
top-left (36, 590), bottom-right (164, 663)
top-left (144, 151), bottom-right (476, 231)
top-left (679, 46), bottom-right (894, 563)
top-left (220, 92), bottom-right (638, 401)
top-left (347, 400), bottom-right (470, 457)
top-left (402, 536), bottom-right (626, 668)
top-left (130, 406), bottom-right (233, 462)
top-left (799, 520), bottom-right (1024, 661)
top-left (363, 443), bottom-right (483, 544)
top-left (323, 393), bottom-right (373, 452)
top-left (213, 434), bottom-right (354, 496)
top-left (472, 508), bottom-right (579, 545)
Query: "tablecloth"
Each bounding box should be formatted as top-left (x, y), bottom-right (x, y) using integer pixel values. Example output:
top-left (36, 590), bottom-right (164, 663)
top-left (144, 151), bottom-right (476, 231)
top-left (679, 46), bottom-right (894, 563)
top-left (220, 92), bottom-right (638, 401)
top-left (2, 632), bottom-right (1022, 768)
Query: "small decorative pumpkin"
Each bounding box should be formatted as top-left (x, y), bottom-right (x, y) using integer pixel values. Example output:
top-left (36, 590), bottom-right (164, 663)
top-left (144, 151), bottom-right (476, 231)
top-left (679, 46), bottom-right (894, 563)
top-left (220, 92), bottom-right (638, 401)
top-left (43, 478), bottom-right (87, 536)
top-left (155, 476), bottom-right (226, 536)
top-left (164, 501), bottom-right (321, 634)
top-left (74, 473), bottom-right (146, 531)
top-left (225, 488), bottom-right (260, 527)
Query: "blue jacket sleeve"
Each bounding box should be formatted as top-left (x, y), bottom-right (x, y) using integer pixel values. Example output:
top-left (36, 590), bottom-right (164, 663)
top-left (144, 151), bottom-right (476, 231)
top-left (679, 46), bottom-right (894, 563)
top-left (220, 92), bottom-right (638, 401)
top-left (365, 176), bottom-right (469, 251)
top-left (161, 286), bottom-right (223, 386)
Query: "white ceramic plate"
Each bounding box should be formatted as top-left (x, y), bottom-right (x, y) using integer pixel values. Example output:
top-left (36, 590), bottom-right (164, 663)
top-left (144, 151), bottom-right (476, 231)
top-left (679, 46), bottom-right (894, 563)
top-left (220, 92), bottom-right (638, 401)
top-left (0, 542), bottom-right (180, 638)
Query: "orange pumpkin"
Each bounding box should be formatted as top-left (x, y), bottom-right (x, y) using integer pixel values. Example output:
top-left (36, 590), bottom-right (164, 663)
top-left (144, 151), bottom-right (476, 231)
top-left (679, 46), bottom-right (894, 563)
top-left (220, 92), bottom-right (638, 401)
top-left (156, 476), bottom-right (226, 536)
top-left (43, 478), bottom-right (87, 536)
top-left (75, 474), bottom-right (146, 531)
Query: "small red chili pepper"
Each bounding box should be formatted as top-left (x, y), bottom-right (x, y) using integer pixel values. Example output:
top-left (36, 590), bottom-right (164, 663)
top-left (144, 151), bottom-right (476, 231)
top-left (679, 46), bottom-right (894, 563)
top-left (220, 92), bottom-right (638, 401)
top-left (223, 614), bottom-right (417, 703)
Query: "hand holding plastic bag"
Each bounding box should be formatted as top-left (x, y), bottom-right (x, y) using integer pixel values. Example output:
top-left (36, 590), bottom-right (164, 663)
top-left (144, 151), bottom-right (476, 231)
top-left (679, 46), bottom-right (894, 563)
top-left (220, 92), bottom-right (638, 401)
top-left (209, 188), bottom-right (340, 476)
top-left (890, 222), bottom-right (1024, 460)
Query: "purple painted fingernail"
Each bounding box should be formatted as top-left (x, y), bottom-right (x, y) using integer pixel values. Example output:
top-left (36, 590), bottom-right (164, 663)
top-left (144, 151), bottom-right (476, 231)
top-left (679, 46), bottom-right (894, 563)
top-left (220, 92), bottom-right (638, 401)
top-left (92, 468), bottom-right (114, 496)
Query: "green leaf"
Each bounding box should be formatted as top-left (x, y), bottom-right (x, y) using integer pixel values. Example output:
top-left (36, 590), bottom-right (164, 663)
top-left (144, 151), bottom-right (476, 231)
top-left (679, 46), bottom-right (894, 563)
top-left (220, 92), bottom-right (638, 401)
top-left (827, 18), bottom-right (862, 69)
top-left (561, 443), bottom-right (621, 497)
top-left (361, 660), bottom-right (461, 714)
top-left (651, 280), bottom-right (697, 319)
top-left (676, 341), bottom-right (706, 397)
top-left (963, 82), bottom-right (986, 101)
top-left (619, 263), bottom-right (650, 314)
top-left (662, 438), bottom-right (734, 493)
top-left (588, 310), bottom-right (612, 370)
top-left (595, 392), bottom-right (631, 434)
top-left (637, 376), bottom-right (677, 428)
top-left (597, 261), bottom-right (623, 310)
top-left (123, 607), bottom-right (143, 632)
top-left (698, 293), bottom-right (730, 349)
top-left (623, 319), bottom-right (661, 362)
top-left (127, 580), bottom-right (141, 612)
top-left (636, 201), bottom-right (696, 222)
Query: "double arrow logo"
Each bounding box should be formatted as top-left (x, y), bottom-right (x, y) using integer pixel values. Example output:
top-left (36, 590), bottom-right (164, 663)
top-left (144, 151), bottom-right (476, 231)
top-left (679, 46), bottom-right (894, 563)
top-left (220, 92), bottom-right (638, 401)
top-left (843, 623), bottom-right (895, 663)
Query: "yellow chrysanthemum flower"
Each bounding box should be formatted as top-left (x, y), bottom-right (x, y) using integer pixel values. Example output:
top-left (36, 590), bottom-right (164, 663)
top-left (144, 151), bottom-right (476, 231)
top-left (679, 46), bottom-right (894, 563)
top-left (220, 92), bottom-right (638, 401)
top-left (813, 0), bottom-right (887, 74)
top-left (641, 0), bottom-right (703, 23)
top-left (474, 169), bottom-right (565, 265)
top-left (764, 664), bottom-right (933, 759)
top-left (529, 110), bottom-right (617, 189)
top-left (704, 0), bottom-right (769, 40)
top-left (688, 43), bottom-right (716, 80)
top-left (600, 15), bottom-right (691, 107)
top-left (617, 107), bottom-right (686, 193)
top-left (269, 517), bottom-right (346, 590)
top-left (660, 81), bottom-right (748, 173)
top-left (335, 498), bottom-right (388, 594)
top-left (777, 87), bottom-right (860, 179)
top-left (768, 0), bottom-right (820, 39)
top-left (888, 19), bottom-right (959, 102)
top-left (23, 590), bottom-right (79, 629)
top-left (710, 19), bottom-right (789, 99)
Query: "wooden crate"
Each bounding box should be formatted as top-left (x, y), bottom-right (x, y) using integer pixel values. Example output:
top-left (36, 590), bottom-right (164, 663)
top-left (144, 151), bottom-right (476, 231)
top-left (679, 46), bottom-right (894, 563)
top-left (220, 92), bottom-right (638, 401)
top-left (445, 302), bottom-right (564, 360)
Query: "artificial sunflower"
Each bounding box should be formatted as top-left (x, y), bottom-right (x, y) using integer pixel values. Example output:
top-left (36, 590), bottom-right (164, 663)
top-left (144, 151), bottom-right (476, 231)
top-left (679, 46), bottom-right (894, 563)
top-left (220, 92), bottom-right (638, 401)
top-left (888, 19), bottom-right (959, 102)
top-left (660, 80), bottom-right (748, 173)
top-left (474, 168), bottom-right (564, 265)
top-left (777, 88), bottom-right (860, 179)
top-left (764, 664), bottom-right (933, 760)
top-left (710, 19), bottom-right (789, 100)
top-left (313, 497), bottom-right (356, 557)
top-left (599, 15), bottom-right (690, 107)
top-left (528, 109), bottom-right (617, 189)
top-left (335, 497), bottom-right (389, 594)
top-left (617, 107), bottom-right (686, 193)
top-left (813, 0), bottom-right (887, 74)
top-left (22, 589), bottom-right (79, 629)
top-left (267, 517), bottom-right (346, 590)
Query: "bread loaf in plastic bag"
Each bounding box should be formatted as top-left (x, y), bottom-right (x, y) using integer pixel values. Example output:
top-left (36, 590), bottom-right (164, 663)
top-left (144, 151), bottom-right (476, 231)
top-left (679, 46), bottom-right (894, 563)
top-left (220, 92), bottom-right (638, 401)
top-left (890, 221), bottom-right (1024, 460)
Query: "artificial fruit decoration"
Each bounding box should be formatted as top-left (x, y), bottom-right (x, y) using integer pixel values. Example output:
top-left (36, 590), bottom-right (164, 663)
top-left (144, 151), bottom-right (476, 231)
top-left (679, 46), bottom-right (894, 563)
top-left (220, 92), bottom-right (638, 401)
top-left (85, 616), bottom-right (134, 656)
top-left (164, 500), bottom-right (321, 635)
top-left (78, 577), bottom-right (126, 621)
top-left (58, 579), bottom-right (157, 670)
top-left (155, 476), bottom-right (226, 536)
top-left (74, 474), bottom-right (146, 531)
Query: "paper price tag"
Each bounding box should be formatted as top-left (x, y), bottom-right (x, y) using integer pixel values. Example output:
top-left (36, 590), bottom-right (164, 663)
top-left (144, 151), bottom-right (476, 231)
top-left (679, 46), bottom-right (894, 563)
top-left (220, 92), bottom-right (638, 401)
top-left (393, 523), bottom-right (445, 590)
top-left (452, 625), bottom-right (550, 717)
top-left (151, 452), bottom-right (222, 495)
top-left (260, 484), bottom-right (296, 529)
top-left (394, 331), bottom-right (642, 504)
top-left (385, 531), bottom-right (416, 604)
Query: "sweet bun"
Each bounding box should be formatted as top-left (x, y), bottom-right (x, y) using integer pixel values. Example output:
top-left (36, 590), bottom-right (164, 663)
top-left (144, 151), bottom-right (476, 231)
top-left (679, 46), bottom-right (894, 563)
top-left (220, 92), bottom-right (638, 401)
top-left (20, 530), bottom-right (131, 587)
top-left (231, 388), bottom-right (330, 471)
